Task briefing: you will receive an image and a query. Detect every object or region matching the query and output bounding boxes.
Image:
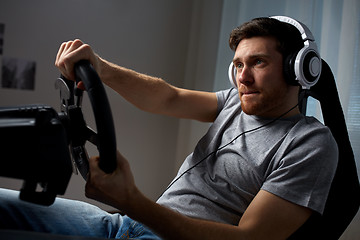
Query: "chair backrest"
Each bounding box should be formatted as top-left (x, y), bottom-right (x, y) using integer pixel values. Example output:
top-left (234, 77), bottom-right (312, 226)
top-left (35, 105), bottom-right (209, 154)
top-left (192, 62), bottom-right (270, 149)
top-left (289, 59), bottom-right (360, 239)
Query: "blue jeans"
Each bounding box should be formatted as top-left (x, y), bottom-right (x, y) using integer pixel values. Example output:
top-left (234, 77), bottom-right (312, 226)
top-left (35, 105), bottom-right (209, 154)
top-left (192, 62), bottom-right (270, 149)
top-left (0, 188), bottom-right (161, 239)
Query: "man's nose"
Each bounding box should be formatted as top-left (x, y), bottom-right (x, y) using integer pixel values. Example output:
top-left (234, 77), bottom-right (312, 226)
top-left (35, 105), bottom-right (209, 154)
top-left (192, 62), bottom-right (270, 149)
top-left (237, 66), bottom-right (253, 86)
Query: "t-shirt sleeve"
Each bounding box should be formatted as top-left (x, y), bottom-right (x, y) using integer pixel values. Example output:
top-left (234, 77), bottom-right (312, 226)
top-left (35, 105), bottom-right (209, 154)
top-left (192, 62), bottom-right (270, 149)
top-left (261, 121), bottom-right (338, 215)
top-left (215, 88), bottom-right (238, 116)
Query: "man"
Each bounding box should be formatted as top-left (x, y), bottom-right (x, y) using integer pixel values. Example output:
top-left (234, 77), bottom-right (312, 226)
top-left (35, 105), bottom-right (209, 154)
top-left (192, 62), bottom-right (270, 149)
top-left (0, 17), bottom-right (337, 239)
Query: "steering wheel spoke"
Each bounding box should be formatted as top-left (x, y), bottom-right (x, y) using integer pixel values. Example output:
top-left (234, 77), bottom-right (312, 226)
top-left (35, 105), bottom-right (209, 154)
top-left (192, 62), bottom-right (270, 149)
top-left (71, 145), bottom-right (90, 180)
top-left (84, 126), bottom-right (99, 147)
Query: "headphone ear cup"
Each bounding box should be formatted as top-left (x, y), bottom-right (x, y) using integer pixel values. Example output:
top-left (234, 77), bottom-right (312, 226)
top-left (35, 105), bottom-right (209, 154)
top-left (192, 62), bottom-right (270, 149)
top-left (228, 62), bottom-right (237, 88)
top-left (270, 16), bottom-right (321, 89)
top-left (283, 52), bottom-right (299, 86)
top-left (300, 50), bottom-right (321, 87)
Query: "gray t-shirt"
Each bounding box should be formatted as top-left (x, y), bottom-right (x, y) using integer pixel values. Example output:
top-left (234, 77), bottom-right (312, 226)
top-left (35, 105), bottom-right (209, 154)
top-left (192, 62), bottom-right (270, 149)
top-left (157, 88), bottom-right (338, 225)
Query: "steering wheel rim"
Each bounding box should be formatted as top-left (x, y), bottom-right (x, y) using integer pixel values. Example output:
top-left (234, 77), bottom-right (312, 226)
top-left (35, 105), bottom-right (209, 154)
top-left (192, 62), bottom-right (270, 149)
top-left (73, 60), bottom-right (117, 174)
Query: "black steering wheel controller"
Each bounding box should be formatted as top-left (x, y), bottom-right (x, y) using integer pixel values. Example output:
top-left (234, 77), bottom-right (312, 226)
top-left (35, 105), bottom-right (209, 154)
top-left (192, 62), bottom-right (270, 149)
top-left (0, 60), bottom-right (117, 205)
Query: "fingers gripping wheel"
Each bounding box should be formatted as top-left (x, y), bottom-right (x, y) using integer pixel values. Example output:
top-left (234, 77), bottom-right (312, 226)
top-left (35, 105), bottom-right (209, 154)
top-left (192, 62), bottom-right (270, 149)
top-left (58, 60), bottom-right (117, 179)
top-left (228, 16), bottom-right (321, 90)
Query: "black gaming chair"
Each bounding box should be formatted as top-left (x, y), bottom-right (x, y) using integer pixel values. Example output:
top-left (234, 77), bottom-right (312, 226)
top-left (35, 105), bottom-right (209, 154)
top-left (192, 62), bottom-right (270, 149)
top-left (289, 59), bottom-right (360, 239)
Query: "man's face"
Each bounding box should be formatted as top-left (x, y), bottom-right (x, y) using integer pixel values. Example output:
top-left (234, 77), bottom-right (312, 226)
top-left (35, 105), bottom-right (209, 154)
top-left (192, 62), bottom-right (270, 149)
top-left (232, 36), bottom-right (299, 118)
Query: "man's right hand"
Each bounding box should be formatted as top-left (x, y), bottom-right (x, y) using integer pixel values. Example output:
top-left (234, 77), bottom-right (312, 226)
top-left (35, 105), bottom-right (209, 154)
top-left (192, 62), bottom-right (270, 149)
top-left (55, 39), bottom-right (101, 87)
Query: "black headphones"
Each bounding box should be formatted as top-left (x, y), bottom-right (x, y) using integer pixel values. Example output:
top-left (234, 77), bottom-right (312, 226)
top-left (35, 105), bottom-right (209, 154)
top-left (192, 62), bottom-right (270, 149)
top-left (228, 16), bottom-right (321, 90)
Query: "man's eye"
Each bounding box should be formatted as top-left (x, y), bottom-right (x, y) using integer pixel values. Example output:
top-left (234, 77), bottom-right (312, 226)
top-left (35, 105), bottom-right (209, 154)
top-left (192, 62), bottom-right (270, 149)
top-left (236, 63), bottom-right (243, 69)
top-left (255, 59), bottom-right (263, 65)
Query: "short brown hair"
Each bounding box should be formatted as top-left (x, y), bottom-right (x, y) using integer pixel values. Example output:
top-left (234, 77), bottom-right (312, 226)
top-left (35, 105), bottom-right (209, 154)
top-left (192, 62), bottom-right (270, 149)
top-left (229, 17), bottom-right (304, 59)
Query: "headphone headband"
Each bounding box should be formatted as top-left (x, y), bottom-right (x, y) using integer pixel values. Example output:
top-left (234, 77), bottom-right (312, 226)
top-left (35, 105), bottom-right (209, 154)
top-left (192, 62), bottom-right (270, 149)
top-left (270, 16), bottom-right (315, 42)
